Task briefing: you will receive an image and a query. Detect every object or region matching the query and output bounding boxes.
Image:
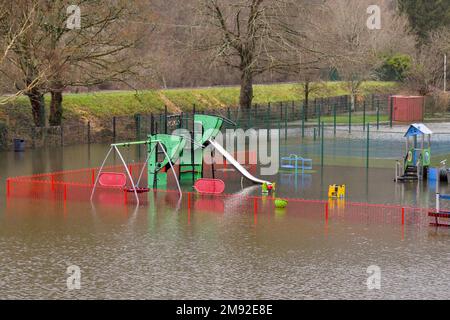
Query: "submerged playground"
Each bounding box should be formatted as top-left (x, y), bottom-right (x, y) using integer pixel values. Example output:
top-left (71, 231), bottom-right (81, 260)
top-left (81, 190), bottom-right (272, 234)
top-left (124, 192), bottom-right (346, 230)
top-left (2, 95), bottom-right (450, 299)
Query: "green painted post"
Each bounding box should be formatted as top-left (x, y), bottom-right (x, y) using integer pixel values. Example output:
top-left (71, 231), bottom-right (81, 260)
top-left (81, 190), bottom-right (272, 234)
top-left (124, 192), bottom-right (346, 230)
top-left (389, 96), bottom-right (393, 128)
top-left (135, 114), bottom-right (141, 140)
top-left (314, 127), bottom-right (317, 141)
top-left (348, 99), bottom-right (352, 134)
top-left (150, 113), bottom-right (154, 135)
top-left (278, 103), bottom-right (282, 143)
top-left (164, 105), bottom-right (168, 134)
top-left (60, 126), bottom-right (64, 147)
top-left (321, 122), bottom-right (324, 168)
top-left (284, 104), bottom-right (288, 141)
top-left (333, 103), bottom-right (337, 136)
top-left (87, 121), bottom-right (91, 145)
top-left (317, 100), bottom-right (321, 137)
top-left (267, 102), bottom-right (271, 130)
top-left (254, 104), bottom-right (258, 127)
top-left (112, 116), bottom-right (116, 142)
top-left (363, 100), bottom-right (366, 132)
top-left (366, 123), bottom-right (370, 169)
top-left (291, 101), bottom-right (295, 120)
top-left (376, 100), bottom-right (380, 130)
top-left (302, 103), bottom-right (305, 139)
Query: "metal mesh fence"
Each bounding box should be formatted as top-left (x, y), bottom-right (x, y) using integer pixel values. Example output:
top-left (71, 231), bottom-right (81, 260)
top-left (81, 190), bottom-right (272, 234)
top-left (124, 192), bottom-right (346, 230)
top-left (4, 93), bottom-right (450, 171)
top-left (6, 163), bottom-right (429, 226)
top-left (1, 94), bottom-right (392, 149)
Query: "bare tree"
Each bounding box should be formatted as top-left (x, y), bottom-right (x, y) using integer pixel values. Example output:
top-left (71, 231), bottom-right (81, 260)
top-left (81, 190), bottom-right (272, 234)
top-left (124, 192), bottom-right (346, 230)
top-left (407, 27), bottom-right (450, 95)
top-left (2, 0), bottom-right (148, 126)
top-left (0, 2), bottom-right (42, 106)
top-left (195, 0), bottom-right (319, 109)
top-left (319, 0), bottom-right (410, 110)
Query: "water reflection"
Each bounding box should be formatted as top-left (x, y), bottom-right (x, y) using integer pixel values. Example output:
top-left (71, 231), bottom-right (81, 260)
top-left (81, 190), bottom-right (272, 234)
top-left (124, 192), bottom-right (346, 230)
top-left (0, 144), bottom-right (450, 299)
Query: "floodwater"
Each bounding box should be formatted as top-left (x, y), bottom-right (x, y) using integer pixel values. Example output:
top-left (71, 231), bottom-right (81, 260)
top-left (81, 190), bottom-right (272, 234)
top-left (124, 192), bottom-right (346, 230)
top-left (0, 143), bottom-right (449, 299)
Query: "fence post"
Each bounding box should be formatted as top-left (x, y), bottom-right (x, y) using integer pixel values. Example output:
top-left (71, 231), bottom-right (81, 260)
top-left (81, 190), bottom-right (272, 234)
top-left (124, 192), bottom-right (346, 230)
top-left (267, 102), bottom-right (271, 130)
top-left (317, 99), bottom-right (321, 137)
top-left (279, 102), bottom-right (282, 128)
top-left (87, 121), bottom-right (91, 145)
top-left (302, 103), bottom-right (305, 138)
top-left (150, 113), bottom-right (155, 135)
top-left (348, 99), bottom-right (352, 134)
top-left (31, 126), bottom-right (36, 148)
top-left (363, 100), bottom-right (366, 132)
top-left (389, 96), bottom-right (393, 128)
top-left (284, 104), bottom-right (288, 141)
top-left (376, 101), bottom-right (380, 130)
top-left (164, 105), bottom-right (168, 134)
top-left (112, 116), bottom-right (116, 142)
top-left (291, 101), bottom-right (295, 119)
top-left (179, 112), bottom-right (184, 129)
top-left (333, 103), bottom-right (337, 136)
top-left (60, 125), bottom-right (64, 147)
top-left (366, 123), bottom-right (370, 169)
top-left (321, 122), bottom-right (324, 168)
top-left (135, 114), bottom-right (141, 140)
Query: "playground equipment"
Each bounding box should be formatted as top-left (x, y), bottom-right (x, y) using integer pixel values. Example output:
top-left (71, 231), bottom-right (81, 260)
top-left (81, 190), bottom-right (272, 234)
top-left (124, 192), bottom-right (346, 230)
top-left (328, 184), bottom-right (346, 199)
top-left (91, 138), bottom-right (184, 204)
top-left (262, 182), bottom-right (275, 194)
top-left (280, 154), bottom-right (313, 174)
top-left (91, 114), bottom-right (272, 204)
top-left (194, 178), bottom-right (225, 194)
top-left (395, 123), bottom-right (432, 182)
top-left (274, 198), bottom-right (288, 209)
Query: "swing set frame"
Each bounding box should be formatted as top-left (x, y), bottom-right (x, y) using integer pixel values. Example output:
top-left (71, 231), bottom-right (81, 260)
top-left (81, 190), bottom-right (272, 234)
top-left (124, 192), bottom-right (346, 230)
top-left (90, 140), bottom-right (182, 205)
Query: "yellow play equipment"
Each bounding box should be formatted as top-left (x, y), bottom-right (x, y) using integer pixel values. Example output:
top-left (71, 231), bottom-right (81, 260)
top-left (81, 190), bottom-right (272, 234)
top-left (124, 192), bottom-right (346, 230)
top-left (328, 184), bottom-right (346, 199)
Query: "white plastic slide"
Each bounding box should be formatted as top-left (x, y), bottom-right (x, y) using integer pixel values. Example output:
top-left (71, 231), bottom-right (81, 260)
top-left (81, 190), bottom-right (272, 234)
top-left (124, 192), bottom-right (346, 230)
top-left (208, 139), bottom-right (271, 185)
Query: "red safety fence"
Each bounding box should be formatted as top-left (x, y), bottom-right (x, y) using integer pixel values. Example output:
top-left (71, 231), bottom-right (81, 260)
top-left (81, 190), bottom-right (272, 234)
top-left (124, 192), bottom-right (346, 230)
top-left (5, 163), bottom-right (429, 226)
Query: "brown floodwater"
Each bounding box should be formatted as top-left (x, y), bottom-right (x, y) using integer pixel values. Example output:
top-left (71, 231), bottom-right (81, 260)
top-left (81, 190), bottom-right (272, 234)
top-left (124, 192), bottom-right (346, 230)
top-left (0, 144), bottom-right (449, 299)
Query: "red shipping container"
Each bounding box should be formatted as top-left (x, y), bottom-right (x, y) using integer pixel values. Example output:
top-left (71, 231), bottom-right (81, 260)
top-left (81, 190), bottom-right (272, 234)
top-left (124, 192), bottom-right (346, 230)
top-left (390, 95), bottom-right (424, 122)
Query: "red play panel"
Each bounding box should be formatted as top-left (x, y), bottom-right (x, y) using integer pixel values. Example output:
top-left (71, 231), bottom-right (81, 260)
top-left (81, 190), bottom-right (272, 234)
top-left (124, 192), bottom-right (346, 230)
top-left (194, 178), bottom-right (225, 194)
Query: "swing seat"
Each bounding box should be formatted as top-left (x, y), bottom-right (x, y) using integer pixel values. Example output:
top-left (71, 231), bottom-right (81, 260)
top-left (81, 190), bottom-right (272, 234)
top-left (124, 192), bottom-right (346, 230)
top-left (194, 178), bottom-right (225, 194)
top-left (124, 187), bottom-right (150, 193)
top-left (98, 172), bottom-right (127, 188)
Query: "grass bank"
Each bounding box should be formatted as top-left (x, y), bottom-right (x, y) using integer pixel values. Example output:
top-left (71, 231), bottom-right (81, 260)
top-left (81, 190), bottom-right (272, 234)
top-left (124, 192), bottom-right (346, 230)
top-left (0, 81), bottom-right (398, 138)
top-left (1, 81), bottom-right (397, 126)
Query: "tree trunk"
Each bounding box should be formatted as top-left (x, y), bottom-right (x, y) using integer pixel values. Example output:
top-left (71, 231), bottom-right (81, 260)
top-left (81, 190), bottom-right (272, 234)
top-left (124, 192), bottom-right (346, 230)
top-left (304, 81), bottom-right (310, 121)
top-left (49, 85), bottom-right (63, 126)
top-left (27, 88), bottom-right (46, 127)
top-left (350, 93), bottom-right (356, 111)
top-left (239, 72), bottom-right (253, 109)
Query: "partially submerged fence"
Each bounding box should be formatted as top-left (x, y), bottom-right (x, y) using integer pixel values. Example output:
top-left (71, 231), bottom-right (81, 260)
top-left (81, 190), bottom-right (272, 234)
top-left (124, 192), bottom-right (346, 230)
top-left (6, 162), bottom-right (429, 227)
